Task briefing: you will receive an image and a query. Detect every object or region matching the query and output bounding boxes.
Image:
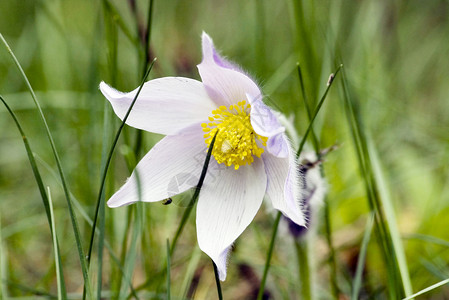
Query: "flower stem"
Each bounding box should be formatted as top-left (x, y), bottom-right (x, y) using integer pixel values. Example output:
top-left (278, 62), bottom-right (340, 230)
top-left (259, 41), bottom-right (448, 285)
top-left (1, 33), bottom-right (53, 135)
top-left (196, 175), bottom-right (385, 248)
top-left (257, 211), bottom-right (282, 300)
top-left (324, 200), bottom-right (339, 299)
top-left (212, 260), bottom-right (223, 300)
top-left (166, 239), bottom-right (171, 300)
top-left (294, 238), bottom-right (312, 300)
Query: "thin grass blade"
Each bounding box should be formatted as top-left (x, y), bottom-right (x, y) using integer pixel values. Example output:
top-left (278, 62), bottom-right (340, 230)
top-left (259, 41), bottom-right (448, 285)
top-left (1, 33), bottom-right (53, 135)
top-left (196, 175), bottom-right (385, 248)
top-left (339, 63), bottom-right (405, 298)
top-left (296, 64), bottom-right (342, 158)
top-left (0, 34), bottom-right (92, 298)
top-left (166, 239), bottom-right (171, 300)
top-left (118, 204), bottom-right (142, 300)
top-left (170, 132), bottom-right (218, 255)
top-left (0, 96), bottom-right (67, 298)
top-left (294, 237), bottom-right (311, 300)
top-left (47, 187), bottom-right (63, 300)
top-left (256, 212), bottom-right (282, 300)
top-left (402, 278), bottom-right (449, 300)
top-left (0, 213), bottom-right (7, 299)
top-left (102, 0), bottom-right (141, 48)
top-left (351, 213), bottom-right (374, 300)
top-left (258, 65), bottom-right (342, 300)
top-left (86, 58), bottom-right (157, 273)
top-left (34, 153), bottom-right (139, 298)
top-left (369, 139), bottom-right (413, 296)
top-left (212, 260), bottom-right (223, 300)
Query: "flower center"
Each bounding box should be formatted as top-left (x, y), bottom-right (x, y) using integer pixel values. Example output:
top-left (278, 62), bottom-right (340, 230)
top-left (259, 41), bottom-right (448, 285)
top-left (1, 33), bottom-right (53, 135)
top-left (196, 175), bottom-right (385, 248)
top-left (201, 100), bottom-right (268, 170)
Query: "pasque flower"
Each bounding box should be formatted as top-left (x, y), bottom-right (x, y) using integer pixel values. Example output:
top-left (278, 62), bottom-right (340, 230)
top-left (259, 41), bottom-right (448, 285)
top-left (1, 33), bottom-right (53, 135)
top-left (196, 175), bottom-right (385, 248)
top-left (100, 32), bottom-right (305, 280)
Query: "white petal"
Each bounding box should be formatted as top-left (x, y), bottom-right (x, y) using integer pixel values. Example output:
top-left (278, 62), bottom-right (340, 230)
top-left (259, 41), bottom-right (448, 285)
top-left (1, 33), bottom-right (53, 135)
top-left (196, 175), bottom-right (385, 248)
top-left (197, 32), bottom-right (262, 106)
top-left (263, 143), bottom-right (306, 226)
top-left (267, 133), bottom-right (289, 158)
top-left (107, 124), bottom-right (208, 207)
top-left (247, 93), bottom-right (286, 142)
top-left (100, 78), bottom-right (216, 135)
top-left (196, 158), bottom-right (267, 280)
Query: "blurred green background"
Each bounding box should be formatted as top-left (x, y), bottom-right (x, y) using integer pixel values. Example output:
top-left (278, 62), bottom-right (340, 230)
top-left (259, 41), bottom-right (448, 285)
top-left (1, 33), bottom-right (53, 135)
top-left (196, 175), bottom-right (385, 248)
top-left (1, 0), bottom-right (449, 299)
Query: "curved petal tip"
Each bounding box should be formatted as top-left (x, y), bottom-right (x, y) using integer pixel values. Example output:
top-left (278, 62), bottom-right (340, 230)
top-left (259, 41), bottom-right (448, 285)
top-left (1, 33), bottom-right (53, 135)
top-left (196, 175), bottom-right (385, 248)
top-left (99, 81), bottom-right (122, 101)
top-left (211, 248), bottom-right (230, 281)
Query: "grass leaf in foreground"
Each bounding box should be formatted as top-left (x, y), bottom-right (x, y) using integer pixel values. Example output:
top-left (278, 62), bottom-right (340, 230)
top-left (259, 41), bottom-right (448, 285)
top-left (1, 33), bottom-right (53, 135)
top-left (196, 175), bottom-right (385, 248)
top-left (0, 34), bottom-right (92, 298)
top-left (47, 187), bottom-right (63, 300)
top-left (35, 152), bottom-right (139, 298)
top-left (84, 58), bottom-right (156, 300)
top-left (0, 213), bottom-right (7, 299)
top-left (0, 95), bottom-right (67, 299)
top-left (170, 132), bottom-right (218, 255)
top-left (351, 213), bottom-right (374, 300)
top-left (369, 138), bottom-right (413, 296)
top-left (340, 64), bottom-right (411, 298)
top-left (402, 278), bottom-right (449, 300)
top-left (213, 260), bottom-right (223, 300)
top-left (166, 239), bottom-right (171, 300)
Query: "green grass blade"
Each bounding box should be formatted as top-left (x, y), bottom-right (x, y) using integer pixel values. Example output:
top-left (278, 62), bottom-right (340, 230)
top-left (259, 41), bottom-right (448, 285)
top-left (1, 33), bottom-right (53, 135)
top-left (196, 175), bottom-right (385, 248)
top-left (264, 54), bottom-right (296, 97)
top-left (296, 63), bottom-right (336, 300)
top-left (323, 200), bottom-right (339, 299)
top-left (368, 139), bottom-right (413, 296)
top-left (402, 278), bottom-right (449, 300)
top-left (180, 246), bottom-right (202, 298)
top-left (296, 64), bottom-right (342, 158)
top-left (257, 211), bottom-right (282, 300)
top-left (296, 64), bottom-right (319, 151)
top-left (0, 34), bottom-right (92, 298)
top-left (0, 213), bottom-right (7, 299)
top-left (294, 239), bottom-right (311, 300)
top-left (118, 204), bottom-right (142, 300)
top-left (405, 234), bottom-right (449, 248)
top-left (143, 0), bottom-right (155, 74)
top-left (134, 134), bottom-right (217, 300)
top-left (96, 191), bottom-right (106, 300)
top-left (170, 132), bottom-right (218, 255)
top-left (102, 0), bottom-right (141, 49)
top-left (166, 239), bottom-right (171, 300)
top-left (212, 260), bottom-right (223, 300)
top-left (84, 59), bottom-right (155, 299)
top-left (0, 95), bottom-right (50, 225)
top-left (339, 63), bottom-right (405, 298)
top-left (0, 96), bottom-right (68, 298)
top-left (86, 58), bottom-right (156, 271)
top-left (47, 187), bottom-right (63, 300)
top-left (351, 213), bottom-right (374, 300)
top-left (33, 153), bottom-right (139, 298)
top-left (258, 65), bottom-right (341, 300)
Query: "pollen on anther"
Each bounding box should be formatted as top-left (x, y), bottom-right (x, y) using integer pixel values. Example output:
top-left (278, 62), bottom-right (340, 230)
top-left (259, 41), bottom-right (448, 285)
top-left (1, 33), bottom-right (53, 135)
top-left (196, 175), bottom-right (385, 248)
top-left (202, 101), bottom-right (267, 170)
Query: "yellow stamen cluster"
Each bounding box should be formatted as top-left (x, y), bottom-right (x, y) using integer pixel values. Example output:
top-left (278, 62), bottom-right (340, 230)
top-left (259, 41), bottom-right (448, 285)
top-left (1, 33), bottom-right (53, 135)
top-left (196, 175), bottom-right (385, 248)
top-left (201, 100), bottom-right (268, 170)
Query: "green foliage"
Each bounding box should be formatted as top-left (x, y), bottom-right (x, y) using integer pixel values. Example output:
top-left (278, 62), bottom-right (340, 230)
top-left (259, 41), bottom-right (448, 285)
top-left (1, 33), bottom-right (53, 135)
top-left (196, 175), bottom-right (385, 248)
top-left (1, 0), bottom-right (449, 298)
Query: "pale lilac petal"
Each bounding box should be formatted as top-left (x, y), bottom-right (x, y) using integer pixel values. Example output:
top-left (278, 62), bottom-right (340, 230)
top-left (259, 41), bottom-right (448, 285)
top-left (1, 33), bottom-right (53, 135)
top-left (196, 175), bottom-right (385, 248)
top-left (267, 133), bottom-right (289, 158)
top-left (196, 158), bottom-right (267, 280)
top-left (263, 144), bottom-right (306, 226)
top-left (247, 94), bottom-right (285, 140)
top-left (197, 32), bottom-right (262, 106)
top-left (107, 124), bottom-right (208, 207)
top-left (100, 78), bottom-right (216, 136)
